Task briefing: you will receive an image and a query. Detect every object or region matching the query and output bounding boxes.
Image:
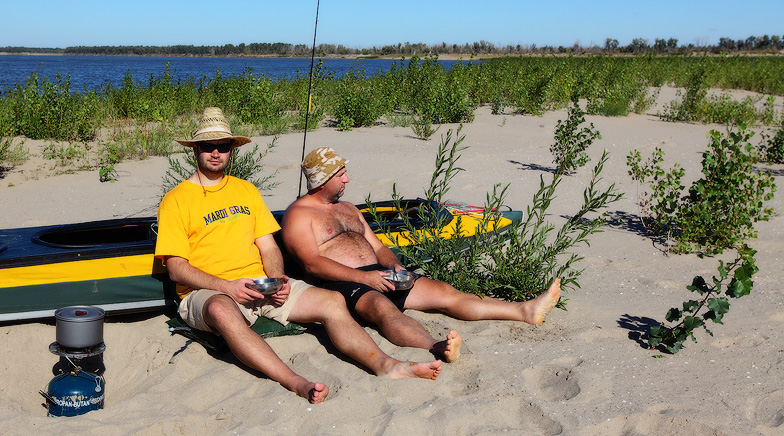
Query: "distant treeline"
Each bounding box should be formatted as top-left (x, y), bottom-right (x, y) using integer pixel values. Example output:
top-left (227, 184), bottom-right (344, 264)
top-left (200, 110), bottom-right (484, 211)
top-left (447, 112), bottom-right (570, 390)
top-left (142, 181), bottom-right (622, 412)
top-left (2, 35), bottom-right (784, 57)
top-left (1, 46), bottom-right (65, 54)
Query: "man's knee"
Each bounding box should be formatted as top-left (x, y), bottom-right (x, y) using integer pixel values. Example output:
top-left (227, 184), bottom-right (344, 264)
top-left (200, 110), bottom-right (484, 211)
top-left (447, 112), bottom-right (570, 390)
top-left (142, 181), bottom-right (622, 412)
top-left (203, 294), bottom-right (246, 328)
top-left (356, 292), bottom-right (401, 323)
top-left (312, 287), bottom-right (349, 313)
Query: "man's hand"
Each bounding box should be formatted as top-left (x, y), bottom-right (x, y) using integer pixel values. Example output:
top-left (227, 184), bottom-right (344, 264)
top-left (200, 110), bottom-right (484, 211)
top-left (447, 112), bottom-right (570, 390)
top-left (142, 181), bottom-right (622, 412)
top-left (265, 275), bottom-right (291, 307)
top-left (227, 278), bottom-right (265, 304)
top-left (365, 270), bottom-right (396, 292)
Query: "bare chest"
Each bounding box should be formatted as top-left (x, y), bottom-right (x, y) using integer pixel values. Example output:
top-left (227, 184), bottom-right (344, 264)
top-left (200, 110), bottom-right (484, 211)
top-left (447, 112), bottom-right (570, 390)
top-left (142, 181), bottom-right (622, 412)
top-left (313, 204), bottom-right (365, 246)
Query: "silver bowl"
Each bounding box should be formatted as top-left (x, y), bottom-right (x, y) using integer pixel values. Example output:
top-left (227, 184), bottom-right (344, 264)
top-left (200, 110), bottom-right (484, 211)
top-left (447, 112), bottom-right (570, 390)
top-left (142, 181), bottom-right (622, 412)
top-left (246, 277), bottom-right (284, 295)
top-left (381, 269), bottom-right (418, 291)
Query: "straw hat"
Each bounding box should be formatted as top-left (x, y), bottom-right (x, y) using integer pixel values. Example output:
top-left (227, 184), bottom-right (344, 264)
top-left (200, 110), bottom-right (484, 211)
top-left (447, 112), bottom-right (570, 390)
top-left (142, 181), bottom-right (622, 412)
top-left (175, 107), bottom-right (251, 148)
top-left (302, 147), bottom-right (349, 190)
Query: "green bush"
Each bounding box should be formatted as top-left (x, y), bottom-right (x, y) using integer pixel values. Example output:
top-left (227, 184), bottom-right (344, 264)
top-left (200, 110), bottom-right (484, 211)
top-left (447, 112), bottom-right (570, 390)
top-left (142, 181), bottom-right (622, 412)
top-left (0, 137), bottom-right (28, 167)
top-left (488, 150), bottom-right (622, 300)
top-left (550, 99), bottom-right (601, 174)
top-left (759, 124), bottom-right (784, 163)
top-left (648, 244), bottom-right (757, 354)
top-left (3, 73), bottom-right (98, 141)
top-left (628, 127), bottom-right (777, 254)
top-left (371, 122), bottom-right (621, 302)
top-left (99, 143), bottom-right (120, 182)
top-left (331, 70), bottom-right (387, 130)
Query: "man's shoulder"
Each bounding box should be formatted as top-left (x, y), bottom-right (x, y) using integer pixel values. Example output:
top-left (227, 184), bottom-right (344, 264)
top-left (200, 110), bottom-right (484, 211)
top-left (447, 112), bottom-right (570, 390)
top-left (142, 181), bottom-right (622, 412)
top-left (286, 198), bottom-right (357, 215)
top-left (161, 180), bottom-right (194, 203)
top-left (282, 197), bottom-right (314, 220)
top-left (228, 176), bottom-right (259, 191)
top-left (334, 200), bottom-right (362, 215)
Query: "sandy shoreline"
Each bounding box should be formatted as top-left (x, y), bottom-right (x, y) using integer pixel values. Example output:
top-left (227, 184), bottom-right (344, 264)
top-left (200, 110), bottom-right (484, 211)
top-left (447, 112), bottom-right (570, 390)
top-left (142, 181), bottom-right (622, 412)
top-left (1, 91), bottom-right (783, 435)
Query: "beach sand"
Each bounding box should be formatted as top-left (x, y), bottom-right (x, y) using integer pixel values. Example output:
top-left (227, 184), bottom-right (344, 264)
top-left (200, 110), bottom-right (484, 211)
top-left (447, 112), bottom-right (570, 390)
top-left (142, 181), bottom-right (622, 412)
top-left (1, 88), bottom-right (783, 435)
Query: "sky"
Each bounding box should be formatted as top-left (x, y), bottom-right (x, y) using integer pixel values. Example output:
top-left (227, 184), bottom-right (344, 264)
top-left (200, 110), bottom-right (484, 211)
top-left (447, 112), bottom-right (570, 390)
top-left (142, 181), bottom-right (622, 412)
top-left (2, 0), bottom-right (782, 49)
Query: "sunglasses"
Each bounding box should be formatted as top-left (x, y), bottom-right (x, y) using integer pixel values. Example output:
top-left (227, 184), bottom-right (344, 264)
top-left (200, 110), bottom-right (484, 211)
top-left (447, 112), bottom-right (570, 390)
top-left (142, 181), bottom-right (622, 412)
top-left (198, 142), bottom-right (233, 154)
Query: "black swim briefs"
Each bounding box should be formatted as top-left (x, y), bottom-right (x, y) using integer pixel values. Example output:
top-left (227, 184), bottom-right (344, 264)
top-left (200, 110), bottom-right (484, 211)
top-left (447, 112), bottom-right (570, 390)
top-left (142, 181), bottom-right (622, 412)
top-left (319, 264), bottom-right (416, 313)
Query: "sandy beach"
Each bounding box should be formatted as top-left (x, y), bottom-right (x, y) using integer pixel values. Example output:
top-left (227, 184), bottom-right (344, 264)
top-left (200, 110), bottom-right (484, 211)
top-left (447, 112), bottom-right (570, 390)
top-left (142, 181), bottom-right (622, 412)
top-left (1, 88), bottom-right (783, 435)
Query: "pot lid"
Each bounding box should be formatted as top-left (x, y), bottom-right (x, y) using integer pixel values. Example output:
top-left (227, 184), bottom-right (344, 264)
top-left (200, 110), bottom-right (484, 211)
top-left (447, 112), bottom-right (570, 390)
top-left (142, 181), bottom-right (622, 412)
top-left (55, 306), bottom-right (105, 322)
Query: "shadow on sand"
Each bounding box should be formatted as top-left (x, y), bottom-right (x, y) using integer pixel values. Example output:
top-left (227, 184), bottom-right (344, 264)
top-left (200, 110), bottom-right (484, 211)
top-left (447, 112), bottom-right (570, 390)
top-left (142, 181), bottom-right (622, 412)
top-left (617, 314), bottom-right (661, 350)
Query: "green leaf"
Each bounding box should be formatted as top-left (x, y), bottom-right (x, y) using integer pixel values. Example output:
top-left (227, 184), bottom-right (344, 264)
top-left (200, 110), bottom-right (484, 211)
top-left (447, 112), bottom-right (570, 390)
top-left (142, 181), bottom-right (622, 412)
top-left (727, 277), bottom-right (750, 298)
top-left (717, 261), bottom-right (728, 280)
top-left (665, 339), bottom-right (684, 354)
top-left (683, 316), bottom-right (704, 330)
top-left (706, 297), bottom-right (730, 323)
top-left (682, 300), bottom-right (700, 313)
top-left (665, 308), bottom-right (682, 322)
top-left (687, 276), bottom-right (710, 295)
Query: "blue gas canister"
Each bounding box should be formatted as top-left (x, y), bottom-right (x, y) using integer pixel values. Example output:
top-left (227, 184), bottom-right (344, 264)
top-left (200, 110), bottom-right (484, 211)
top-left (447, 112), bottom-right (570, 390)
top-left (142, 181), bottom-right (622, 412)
top-left (45, 370), bottom-right (105, 417)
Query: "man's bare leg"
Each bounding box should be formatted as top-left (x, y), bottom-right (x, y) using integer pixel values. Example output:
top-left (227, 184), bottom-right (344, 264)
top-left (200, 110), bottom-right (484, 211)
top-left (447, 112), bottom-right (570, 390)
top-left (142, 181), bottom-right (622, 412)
top-left (405, 278), bottom-right (562, 325)
top-left (203, 295), bottom-right (329, 403)
top-left (353, 291), bottom-right (461, 362)
top-left (289, 286), bottom-right (442, 379)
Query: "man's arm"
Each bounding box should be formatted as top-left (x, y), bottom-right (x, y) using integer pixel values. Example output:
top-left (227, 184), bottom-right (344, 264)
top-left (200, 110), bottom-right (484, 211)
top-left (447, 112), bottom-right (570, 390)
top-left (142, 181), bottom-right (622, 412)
top-left (281, 205), bottom-right (394, 291)
top-left (360, 210), bottom-right (404, 272)
top-left (254, 233), bottom-right (291, 306)
top-left (165, 256), bottom-right (265, 304)
top-left (255, 233), bottom-right (286, 278)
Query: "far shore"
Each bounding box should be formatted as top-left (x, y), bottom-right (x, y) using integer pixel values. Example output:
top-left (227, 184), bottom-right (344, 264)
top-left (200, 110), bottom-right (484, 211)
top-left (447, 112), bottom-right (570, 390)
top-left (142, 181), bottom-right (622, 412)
top-left (0, 52), bottom-right (475, 61)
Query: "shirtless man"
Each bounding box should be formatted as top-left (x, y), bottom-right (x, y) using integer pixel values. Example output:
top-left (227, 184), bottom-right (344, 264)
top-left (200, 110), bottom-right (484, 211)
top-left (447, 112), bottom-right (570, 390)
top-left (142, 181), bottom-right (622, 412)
top-left (282, 147), bottom-right (561, 363)
top-left (156, 110), bottom-right (441, 404)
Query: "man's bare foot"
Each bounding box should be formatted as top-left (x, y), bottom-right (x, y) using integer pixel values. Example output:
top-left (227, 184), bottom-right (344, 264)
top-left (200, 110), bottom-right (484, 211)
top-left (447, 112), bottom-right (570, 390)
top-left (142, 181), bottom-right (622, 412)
top-left (388, 360), bottom-right (442, 380)
top-left (294, 381), bottom-right (329, 404)
top-left (432, 330), bottom-right (462, 363)
top-left (522, 278), bottom-right (561, 325)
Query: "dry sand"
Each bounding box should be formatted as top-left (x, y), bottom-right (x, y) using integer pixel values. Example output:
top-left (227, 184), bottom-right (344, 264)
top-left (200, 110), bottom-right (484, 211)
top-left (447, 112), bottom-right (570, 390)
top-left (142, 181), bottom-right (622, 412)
top-left (1, 88), bottom-right (783, 435)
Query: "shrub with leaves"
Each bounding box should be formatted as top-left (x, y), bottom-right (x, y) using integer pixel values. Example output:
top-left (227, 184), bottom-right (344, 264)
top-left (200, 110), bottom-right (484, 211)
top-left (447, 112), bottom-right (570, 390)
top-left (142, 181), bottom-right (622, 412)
top-left (1, 137), bottom-right (26, 167)
top-left (489, 150), bottom-right (622, 300)
top-left (368, 126), bottom-right (510, 293)
top-left (331, 70), bottom-right (388, 130)
top-left (370, 122), bottom-right (621, 303)
top-left (661, 63), bottom-right (709, 122)
top-left (759, 124), bottom-right (784, 163)
top-left (98, 143), bottom-right (120, 182)
top-left (626, 147), bottom-right (686, 235)
top-left (411, 113), bottom-right (440, 140)
top-left (628, 127), bottom-right (776, 254)
top-left (648, 244), bottom-right (757, 354)
top-left (3, 72), bottom-right (99, 141)
top-left (550, 99), bottom-right (601, 174)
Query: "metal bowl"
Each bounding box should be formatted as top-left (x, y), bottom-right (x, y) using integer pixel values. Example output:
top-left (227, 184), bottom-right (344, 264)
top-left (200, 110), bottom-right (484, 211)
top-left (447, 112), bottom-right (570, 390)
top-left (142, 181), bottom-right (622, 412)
top-left (381, 269), bottom-right (418, 291)
top-left (246, 277), bottom-right (284, 295)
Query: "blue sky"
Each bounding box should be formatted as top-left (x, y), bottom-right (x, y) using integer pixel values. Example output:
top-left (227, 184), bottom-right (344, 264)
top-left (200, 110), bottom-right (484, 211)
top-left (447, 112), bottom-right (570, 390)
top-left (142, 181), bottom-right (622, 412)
top-left (2, 1), bottom-right (781, 49)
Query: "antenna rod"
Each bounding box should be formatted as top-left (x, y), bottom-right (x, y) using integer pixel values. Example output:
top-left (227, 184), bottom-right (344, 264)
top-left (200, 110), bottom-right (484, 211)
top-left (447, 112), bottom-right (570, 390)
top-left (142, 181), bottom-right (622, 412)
top-left (298, 0), bottom-right (320, 198)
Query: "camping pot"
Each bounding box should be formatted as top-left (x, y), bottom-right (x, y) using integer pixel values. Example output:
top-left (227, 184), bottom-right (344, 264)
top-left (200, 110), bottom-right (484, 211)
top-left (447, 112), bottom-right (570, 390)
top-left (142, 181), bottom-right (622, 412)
top-left (55, 306), bottom-right (105, 349)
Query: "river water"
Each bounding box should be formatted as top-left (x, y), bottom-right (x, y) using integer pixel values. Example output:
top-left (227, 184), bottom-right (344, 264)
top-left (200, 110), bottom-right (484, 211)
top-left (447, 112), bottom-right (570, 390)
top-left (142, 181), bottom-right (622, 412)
top-left (0, 55), bottom-right (465, 92)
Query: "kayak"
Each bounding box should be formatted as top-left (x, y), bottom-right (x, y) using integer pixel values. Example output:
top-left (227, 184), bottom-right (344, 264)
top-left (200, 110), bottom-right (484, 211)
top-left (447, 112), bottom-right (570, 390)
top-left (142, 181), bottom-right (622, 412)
top-left (0, 199), bottom-right (520, 322)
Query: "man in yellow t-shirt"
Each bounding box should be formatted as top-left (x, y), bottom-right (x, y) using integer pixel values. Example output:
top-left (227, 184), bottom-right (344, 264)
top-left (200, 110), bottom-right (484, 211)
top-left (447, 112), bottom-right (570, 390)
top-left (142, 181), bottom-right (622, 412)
top-left (155, 108), bottom-right (442, 404)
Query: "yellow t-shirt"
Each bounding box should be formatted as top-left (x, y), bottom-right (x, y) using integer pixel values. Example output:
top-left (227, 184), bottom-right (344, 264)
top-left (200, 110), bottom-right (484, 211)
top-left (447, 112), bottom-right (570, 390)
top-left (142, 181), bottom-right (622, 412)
top-left (154, 176), bottom-right (281, 299)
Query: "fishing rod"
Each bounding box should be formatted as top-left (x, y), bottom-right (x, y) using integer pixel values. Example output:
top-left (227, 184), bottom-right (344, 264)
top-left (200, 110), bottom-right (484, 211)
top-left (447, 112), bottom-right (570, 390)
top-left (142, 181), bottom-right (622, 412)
top-left (297, 0), bottom-right (320, 199)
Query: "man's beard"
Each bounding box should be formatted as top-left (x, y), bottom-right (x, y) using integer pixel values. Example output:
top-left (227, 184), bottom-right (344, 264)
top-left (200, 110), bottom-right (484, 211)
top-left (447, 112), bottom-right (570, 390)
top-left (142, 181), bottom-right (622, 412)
top-left (198, 153), bottom-right (230, 175)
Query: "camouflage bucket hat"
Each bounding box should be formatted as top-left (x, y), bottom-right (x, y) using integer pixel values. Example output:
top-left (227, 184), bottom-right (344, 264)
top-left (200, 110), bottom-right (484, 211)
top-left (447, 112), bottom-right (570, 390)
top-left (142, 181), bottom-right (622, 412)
top-left (302, 147), bottom-right (349, 190)
top-left (175, 107), bottom-right (251, 148)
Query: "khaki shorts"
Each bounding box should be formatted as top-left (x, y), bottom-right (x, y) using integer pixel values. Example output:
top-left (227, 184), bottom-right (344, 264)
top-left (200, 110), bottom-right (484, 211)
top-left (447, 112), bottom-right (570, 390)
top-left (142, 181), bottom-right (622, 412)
top-left (178, 277), bottom-right (311, 333)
